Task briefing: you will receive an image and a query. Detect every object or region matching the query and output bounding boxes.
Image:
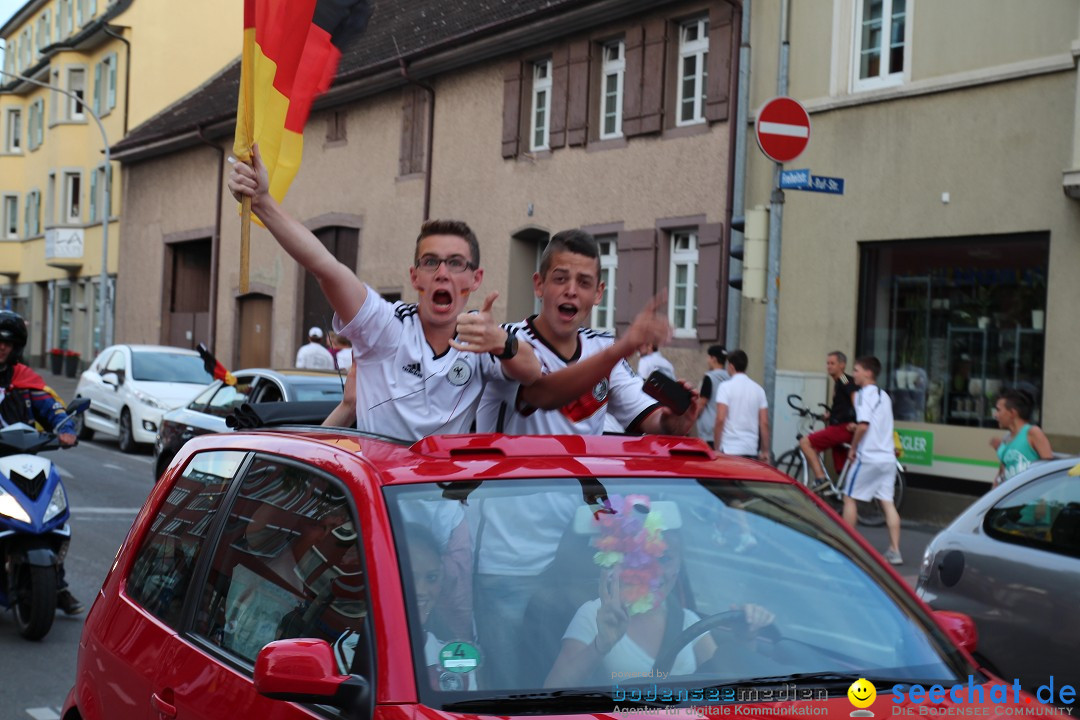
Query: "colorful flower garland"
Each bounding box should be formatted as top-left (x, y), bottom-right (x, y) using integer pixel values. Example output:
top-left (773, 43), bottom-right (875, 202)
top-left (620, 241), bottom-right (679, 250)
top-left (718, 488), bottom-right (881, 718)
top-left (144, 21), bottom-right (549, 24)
top-left (592, 494), bottom-right (669, 615)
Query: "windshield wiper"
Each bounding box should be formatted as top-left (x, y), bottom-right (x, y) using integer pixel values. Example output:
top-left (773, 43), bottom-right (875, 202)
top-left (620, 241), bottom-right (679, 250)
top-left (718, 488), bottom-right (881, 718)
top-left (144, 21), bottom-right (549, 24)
top-left (443, 690), bottom-right (666, 713)
top-left (711, 672), bottom-right (956, 691)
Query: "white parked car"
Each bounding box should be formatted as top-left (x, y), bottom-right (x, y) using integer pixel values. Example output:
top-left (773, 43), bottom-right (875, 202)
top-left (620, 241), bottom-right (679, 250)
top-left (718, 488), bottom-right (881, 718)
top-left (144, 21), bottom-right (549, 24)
top-left (73, 345), bottom-right (213, 452)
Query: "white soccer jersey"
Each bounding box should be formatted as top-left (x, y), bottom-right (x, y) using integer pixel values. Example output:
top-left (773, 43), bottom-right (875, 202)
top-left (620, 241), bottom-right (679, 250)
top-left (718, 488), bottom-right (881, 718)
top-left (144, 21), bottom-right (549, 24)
top-left (333, 286), bottom-right (507, 440)
top-left (854, 384), bottom-right (895, 463)
top-left (476, 316), bottom-right (660, 435)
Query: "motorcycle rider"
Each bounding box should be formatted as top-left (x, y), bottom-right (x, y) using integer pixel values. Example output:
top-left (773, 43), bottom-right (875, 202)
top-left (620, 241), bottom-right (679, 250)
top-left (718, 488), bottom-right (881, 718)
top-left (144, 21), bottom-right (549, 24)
top-left (0, 311), bottom-right (82, 615)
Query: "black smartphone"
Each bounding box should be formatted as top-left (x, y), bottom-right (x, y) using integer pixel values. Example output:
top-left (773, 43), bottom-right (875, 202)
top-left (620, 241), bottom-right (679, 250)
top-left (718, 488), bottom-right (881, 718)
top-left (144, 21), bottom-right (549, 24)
top-left (642, 371), bottom-right (693, 415)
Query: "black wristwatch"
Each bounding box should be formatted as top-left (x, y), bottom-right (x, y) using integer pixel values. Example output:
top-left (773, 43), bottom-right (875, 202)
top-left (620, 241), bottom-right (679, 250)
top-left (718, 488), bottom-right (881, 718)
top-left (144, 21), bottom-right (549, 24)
top-left (495, 329), bottom-right (519, 360)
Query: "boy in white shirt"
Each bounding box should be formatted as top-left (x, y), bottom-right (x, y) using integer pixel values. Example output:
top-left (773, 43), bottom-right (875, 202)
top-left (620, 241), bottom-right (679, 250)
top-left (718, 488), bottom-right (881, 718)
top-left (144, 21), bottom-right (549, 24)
top-left (228, 145), bottom-right (541, 440)
top-left (713, 349), bottom-right (769, 461)
top-left (845, 355), bottom-right (903, 565)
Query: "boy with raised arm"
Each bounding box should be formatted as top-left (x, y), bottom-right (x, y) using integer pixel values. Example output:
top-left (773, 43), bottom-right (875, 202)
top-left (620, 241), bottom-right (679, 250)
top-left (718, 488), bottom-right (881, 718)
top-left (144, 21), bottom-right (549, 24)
top-left (228, 146), bottom-right (540, 440)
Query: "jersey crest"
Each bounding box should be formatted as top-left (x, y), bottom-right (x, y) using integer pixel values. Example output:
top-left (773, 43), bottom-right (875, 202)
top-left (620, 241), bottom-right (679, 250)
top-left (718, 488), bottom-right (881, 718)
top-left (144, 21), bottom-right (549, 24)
top-left (447, 358), bottom-right (472, 387)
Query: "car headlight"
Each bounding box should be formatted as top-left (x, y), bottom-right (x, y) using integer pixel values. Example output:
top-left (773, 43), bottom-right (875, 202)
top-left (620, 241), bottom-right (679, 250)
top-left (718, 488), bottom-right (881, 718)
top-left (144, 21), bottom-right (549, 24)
top-left (43, 483), bottom-right (68, 523)
top-left (132, 388), bottom-right (167, 410)
top-left (0, 485), bottom-right (31, 524)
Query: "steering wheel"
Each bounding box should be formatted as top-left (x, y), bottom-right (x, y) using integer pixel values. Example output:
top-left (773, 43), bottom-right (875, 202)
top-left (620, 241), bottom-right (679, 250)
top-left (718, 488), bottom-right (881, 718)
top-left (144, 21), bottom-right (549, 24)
top-left (653, 610), bottom-right (782, 677)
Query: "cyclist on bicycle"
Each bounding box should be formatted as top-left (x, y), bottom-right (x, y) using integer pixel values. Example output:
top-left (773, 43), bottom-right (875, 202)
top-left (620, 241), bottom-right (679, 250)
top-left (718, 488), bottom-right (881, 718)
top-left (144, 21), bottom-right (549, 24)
top-left (799, 351), bottom-right (857, 488)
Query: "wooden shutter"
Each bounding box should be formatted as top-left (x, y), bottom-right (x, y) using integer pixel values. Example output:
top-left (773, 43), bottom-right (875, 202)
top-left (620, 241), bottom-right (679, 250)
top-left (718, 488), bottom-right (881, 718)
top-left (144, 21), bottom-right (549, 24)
top-left (501, 59), bottom-right (523, 158)
top-left (622, 26), bottom-right (644, 136)
top-left (549, 45), bottom-right (569, 149)
top-left (614, 228), bottom-right (657, 335)
top-left (639, 18), bottom-right (668, 134)
top-left (696, 223), bottom-right (725, 341)
top-left (705, 3), bottom-right (735, 123)
top-left (411, 90), bottom-right (428, 173)
top-left (566, 39), bottom-right (590, 146)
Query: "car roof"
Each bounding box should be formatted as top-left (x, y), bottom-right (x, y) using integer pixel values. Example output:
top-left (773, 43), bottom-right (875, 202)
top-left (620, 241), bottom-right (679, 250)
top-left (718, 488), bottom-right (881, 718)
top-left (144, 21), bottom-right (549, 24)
top-left (181, 429), bottom-right (792, 488)
top-left (234, 368), bottom-right (345, 384)
top-left (115, 344), bottom-right (201, 355)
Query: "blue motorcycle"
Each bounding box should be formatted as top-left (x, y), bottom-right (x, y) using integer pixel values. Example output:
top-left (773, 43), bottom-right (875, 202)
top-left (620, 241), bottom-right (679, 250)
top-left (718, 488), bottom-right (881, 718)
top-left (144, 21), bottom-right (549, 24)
top-left (0, 397), bottom-right (90, 640)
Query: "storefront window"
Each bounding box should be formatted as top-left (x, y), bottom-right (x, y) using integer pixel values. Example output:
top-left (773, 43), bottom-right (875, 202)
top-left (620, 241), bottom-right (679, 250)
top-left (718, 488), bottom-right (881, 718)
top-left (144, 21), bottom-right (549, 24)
top-left (857, 234), bottom-right (1048, 427)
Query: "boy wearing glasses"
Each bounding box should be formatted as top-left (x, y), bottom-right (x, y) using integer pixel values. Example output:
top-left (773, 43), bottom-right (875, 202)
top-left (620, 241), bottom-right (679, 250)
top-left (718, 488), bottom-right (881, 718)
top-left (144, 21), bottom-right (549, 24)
top-left (228, 146), bottom-right (540, 440)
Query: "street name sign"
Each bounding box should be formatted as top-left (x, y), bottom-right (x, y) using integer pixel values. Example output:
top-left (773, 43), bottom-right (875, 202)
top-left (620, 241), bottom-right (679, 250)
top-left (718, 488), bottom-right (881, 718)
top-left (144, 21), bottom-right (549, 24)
top-left (806, 175), bottom-right (845, 195)
top-left (779, 169), bottom-right (811, 189)
top-left (756, 96), bottom-right (811, 163)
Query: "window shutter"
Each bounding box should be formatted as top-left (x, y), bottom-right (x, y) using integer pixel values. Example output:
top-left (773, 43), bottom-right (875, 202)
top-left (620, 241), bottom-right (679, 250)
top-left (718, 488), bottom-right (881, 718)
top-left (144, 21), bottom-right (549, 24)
top-left (622, 26), bottom-right (644, 136)
top-left (695, 222), bottom-right (725, 341)
top-left (614, 228), bottom-right (657, 335)
top-left (107, 55), bottom-right (116, 109)
top-left (639, 18), bottom-right (668, 134)
top-left (705, 3), bottom-right (735, 123)
top-left (89, 169), bottom-right (98, 223)
top-left (92, 62), bottom-right (101, 115)
top-left (566, 39), bottom-right (590, 146)
top-left (399, 86), bottom-right (415, 175)
top-left (501, 59), bottom-right (523, 158)
top-left (549, 45), bottom-right (569, 149)
top-left (412, 89), bottom-right (428, 173)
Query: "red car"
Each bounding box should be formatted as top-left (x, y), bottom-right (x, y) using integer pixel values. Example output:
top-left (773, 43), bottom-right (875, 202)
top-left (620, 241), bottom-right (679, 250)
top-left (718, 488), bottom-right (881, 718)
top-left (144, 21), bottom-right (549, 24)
top-left (63, 430), bottom-right (1039, 719)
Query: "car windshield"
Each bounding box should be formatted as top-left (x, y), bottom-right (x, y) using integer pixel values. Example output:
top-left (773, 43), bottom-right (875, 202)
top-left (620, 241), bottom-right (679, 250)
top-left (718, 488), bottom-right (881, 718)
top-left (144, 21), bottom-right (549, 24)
top-left (131, 351), bottom-right (212, 383)
top-left (386, 478), bottom-right (970, 710)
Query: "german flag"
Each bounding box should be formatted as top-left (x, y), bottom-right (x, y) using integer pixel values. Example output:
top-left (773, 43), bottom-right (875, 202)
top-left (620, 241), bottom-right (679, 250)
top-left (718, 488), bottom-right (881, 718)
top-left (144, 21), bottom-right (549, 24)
top-left (234, 0), bottom-right (373, 202)
top-left (197, 343), bottom-right (237, 386)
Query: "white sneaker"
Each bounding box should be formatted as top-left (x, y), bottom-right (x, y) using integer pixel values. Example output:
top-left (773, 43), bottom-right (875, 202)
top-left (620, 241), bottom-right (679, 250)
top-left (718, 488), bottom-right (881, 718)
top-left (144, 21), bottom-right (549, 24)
top-left (883, 548), bottom-right (903, 565)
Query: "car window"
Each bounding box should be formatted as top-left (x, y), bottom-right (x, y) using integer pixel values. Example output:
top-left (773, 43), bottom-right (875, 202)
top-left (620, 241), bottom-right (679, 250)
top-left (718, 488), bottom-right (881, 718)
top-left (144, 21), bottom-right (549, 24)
top-left (386, 479), bottom-right (968, 706)
top-left (985, 470), bottom-right (1080, 557)
top-left (126, 451), bottom-right (247, 627)
top-left (131, 351), bottom-right (213, 384)
top-left (252, 380), bottom-right (283, 403)
top-left (104, 350), bottom-right (126, 374)
top-left (204, 379), bottom-right (259, 419)
top-left (187, 382), bottom-right (221, 411)
top-left (292, 381), bottom-right (346, 403)
top-left (192, 456), bottom-right (368, 673)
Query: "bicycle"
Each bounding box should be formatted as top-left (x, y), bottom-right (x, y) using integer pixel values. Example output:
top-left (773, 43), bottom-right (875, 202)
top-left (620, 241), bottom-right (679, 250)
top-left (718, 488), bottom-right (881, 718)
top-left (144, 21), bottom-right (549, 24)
top-left (774, 393), bottom-right (905, 527)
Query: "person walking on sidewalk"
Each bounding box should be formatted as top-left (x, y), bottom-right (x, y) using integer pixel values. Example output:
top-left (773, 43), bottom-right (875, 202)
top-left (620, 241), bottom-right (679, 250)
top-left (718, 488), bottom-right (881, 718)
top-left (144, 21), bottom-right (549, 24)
top-left (845, 356), bottom-right (903, 565)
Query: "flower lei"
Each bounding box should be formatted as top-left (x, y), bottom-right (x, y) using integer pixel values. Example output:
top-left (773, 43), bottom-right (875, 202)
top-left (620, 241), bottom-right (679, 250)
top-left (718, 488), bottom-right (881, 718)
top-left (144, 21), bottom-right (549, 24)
top-left (592, 494), bottom-right (669, 615)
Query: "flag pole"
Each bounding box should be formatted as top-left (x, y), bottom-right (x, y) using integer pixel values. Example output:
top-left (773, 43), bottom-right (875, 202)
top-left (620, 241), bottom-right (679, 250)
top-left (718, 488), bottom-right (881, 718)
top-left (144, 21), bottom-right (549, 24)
top-left (240, 196), bottom-right (251, 294)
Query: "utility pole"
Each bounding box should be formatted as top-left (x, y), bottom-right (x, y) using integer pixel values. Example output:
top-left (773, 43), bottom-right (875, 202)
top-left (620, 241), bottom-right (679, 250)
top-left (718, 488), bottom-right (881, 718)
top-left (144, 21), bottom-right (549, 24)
top-left (0, 69), bottom-right (113, 350)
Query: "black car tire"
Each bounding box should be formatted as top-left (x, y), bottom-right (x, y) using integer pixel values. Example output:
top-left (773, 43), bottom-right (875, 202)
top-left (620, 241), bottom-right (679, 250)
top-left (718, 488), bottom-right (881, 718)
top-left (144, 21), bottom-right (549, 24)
top-left (73, 405), bottom-right (94, 441)
top-left (118, 408), bottom-right (136, 453)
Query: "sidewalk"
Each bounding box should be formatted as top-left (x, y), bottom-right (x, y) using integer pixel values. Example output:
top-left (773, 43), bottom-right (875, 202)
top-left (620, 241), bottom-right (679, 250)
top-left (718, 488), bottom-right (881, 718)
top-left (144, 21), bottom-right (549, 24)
top-left (38, 367), bottom-right (81, 403)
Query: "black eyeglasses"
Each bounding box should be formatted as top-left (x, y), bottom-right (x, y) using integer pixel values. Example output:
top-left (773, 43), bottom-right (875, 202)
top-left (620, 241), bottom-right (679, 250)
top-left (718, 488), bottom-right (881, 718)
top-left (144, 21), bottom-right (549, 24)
top-left (415, 255), bottom-right (475, 273)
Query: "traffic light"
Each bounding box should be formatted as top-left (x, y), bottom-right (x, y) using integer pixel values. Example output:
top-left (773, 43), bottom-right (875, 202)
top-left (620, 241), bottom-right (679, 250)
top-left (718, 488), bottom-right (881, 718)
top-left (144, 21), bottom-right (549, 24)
top-left (729, 207), bottom-right (767, 300)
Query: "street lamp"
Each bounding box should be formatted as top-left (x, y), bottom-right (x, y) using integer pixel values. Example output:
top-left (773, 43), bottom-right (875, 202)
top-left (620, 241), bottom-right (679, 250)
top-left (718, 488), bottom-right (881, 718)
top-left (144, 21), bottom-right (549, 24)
top-left (0, 68), bottom-right (113, 350)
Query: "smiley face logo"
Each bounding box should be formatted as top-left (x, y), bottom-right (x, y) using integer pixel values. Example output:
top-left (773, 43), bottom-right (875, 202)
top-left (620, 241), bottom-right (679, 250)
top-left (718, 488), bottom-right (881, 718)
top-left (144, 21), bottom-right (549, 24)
top-left (848, 678), bottom-right (877, 710)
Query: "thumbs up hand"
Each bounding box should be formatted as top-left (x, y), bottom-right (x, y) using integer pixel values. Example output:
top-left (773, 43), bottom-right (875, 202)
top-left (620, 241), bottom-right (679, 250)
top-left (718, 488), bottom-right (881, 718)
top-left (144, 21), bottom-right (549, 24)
top-left (451, 292), bottom-right (506, 354)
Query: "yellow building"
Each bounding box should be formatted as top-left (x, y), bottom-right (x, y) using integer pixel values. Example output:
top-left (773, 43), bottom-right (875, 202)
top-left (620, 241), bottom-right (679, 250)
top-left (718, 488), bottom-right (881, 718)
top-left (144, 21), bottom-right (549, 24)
top-left (0, 0), bottom-right (240, 367)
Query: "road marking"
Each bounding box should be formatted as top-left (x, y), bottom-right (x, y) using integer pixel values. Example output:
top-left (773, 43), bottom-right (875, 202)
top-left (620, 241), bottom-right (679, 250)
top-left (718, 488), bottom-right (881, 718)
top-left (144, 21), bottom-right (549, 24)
top-left (70, 507), bottom-right (141, 515)
top-left (56, 466), bottom-right (73, 479)
top-left (26, 708), bottom-right (61, 720)
top-left (103, 463), bottom-right (126, 471)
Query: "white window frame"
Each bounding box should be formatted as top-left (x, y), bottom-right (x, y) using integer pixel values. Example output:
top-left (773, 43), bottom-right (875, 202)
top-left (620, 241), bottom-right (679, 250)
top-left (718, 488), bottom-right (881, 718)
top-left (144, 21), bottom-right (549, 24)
top-left (63, 170), bottom-right (82, 224)
top-left (529, 59), bottom-right (552, 152)
top-left (67, 66), bottom-right (86, 120)
top-left (3, 194), bottom-right (19, 239)
top-left (25, 190), bottom-right (40, 236)
top-left (591, 236), bottom-right (618, 332)
top-left (852, 0), bottom-right (907, 91)
top-left (4, 108), bottom-right (21, 153)
top-left (668, 230), bottom-right (699, 338)
top-left (599, 40), bottom-right (625, 140)
top-left (677, 18), bottom-right (709, 127)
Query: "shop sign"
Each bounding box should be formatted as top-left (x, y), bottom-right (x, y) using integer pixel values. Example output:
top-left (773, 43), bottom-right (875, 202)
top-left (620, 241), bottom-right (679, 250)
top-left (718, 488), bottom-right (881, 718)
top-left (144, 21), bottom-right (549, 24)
top-left (896, 429), bottom-right (934, 466)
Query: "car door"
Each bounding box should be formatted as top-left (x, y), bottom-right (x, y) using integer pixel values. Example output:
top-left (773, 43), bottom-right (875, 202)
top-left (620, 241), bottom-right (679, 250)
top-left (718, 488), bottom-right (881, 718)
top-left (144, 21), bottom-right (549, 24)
top-left (151, 453), bottom-right (375, 720)
top-left (970, 469), bottom-right (1080, 689)
top-left (96, 347), bottom-right (130, 432)
top-left (91, 450), bottom-right (246, 719)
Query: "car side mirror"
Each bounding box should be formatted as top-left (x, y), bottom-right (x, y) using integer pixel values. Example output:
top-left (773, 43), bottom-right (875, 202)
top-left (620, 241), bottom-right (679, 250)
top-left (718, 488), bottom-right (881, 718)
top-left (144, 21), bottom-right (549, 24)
top-left (101, 372), bottom-right (120, 388)
top-left (255, 639), bottom-right (370, 713)
top-left (934, 610), bottom-right (978, 654)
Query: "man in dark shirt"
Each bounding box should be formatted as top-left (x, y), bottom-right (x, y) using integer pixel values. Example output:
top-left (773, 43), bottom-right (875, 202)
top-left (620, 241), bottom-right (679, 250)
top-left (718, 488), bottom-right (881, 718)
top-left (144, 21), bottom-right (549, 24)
top-left (800, 351), bottom-right (858, 486)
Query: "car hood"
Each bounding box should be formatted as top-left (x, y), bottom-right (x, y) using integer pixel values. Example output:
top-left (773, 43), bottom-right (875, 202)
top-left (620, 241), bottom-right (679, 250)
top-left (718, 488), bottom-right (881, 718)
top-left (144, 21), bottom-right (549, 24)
top-left (129, 381), bottom-right (207, 410)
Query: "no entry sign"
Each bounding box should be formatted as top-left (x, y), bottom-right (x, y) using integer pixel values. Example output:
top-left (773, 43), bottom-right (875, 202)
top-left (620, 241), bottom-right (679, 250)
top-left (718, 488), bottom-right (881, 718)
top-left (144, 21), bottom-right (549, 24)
top-left (755, 97), bottom-right (810, 163)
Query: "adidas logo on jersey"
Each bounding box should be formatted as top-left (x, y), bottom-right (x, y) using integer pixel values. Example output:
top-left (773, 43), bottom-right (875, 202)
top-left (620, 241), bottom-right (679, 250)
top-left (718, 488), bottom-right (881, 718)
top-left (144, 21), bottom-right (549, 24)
top-left (402, 362), bottom-right (422, 378)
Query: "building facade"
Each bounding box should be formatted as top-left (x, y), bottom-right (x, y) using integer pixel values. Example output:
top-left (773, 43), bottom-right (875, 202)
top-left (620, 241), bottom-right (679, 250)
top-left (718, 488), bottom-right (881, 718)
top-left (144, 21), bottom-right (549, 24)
top-left (111, 0), bottom-right (741, 386)
top-left (0, 0), bottom-right (241, 367)
top-left (742, 0), bottom-right (1080, 481)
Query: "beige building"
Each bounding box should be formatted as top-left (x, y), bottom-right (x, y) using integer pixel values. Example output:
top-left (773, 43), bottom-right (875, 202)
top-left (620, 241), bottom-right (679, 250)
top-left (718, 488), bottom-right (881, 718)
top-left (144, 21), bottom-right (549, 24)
top-left (0, 0), bottom-right (241, 367)
top-left (111, 0), bottom-right (741, 384)
top-left (742, 0), bottom-right (1080, 482)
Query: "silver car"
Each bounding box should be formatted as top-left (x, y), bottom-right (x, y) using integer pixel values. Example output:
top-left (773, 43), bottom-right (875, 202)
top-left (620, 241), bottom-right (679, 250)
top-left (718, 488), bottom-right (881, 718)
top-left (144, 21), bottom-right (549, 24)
top-left (917, 457), bottom-right (1080, 693)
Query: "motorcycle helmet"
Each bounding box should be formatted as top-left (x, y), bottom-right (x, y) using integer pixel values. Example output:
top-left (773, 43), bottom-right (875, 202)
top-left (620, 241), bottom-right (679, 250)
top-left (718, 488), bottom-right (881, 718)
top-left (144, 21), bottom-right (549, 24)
top-left (0, 310), bottom-right (28, 365)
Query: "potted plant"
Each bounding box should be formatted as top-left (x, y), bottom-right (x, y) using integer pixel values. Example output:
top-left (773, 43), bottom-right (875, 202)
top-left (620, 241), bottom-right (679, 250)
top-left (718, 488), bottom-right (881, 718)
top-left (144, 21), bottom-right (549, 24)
top-left (63, 349), bottom-right (80, 378)
top-left (48, 348), bottom-right (64, 375)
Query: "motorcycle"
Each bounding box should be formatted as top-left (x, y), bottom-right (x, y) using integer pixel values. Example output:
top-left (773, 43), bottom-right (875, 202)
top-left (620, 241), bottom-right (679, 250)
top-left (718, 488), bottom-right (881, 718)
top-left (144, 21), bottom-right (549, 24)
top-left (0, 397), bottom-right (90, 640)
